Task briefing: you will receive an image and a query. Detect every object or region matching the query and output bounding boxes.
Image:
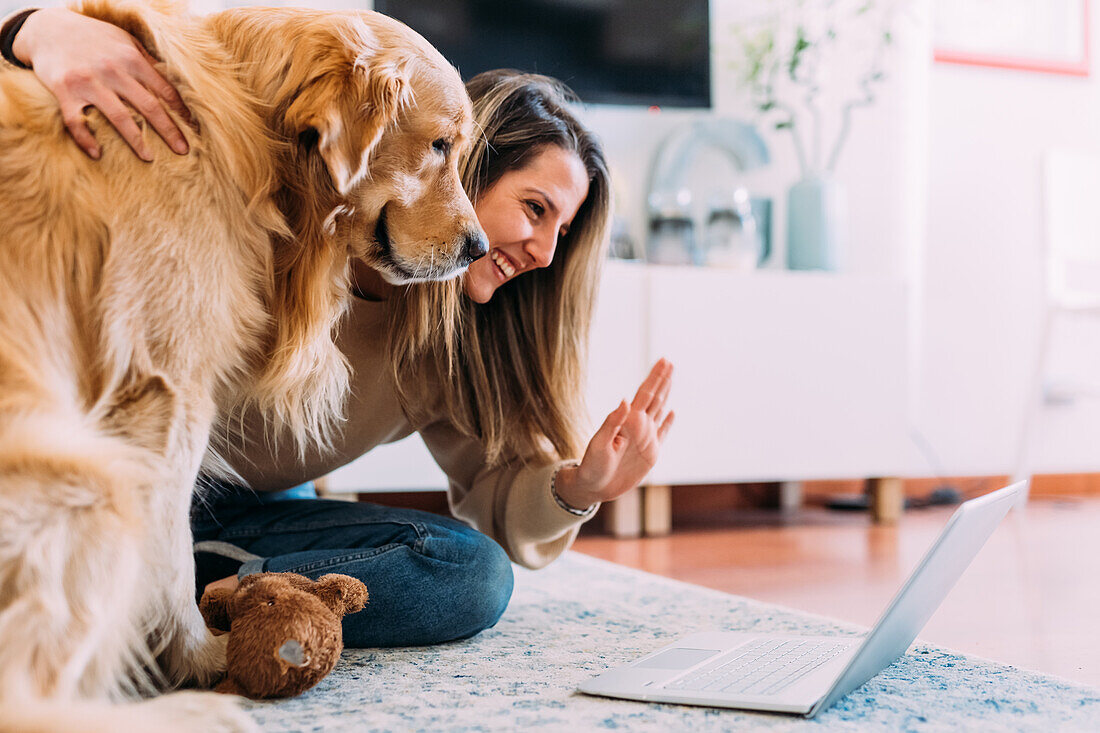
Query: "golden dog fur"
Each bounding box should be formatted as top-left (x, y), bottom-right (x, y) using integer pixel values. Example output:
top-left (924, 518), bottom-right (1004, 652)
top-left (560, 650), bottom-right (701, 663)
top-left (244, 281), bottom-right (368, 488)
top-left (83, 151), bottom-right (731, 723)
top-left (0, 1), bottom-right (481, 729)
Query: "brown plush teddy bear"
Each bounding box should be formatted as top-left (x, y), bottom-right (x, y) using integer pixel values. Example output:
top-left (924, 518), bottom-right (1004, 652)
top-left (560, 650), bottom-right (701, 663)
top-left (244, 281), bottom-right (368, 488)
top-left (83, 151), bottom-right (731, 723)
top-left (199, 572), bottom-right (369, 699)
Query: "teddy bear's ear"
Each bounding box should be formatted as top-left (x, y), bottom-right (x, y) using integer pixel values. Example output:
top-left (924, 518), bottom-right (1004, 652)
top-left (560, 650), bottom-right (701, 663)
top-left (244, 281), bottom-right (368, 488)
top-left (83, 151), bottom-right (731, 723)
top-left (199, 586), bottom-right (236, 633)
top-left (312, 574), bottom-right (369, 616)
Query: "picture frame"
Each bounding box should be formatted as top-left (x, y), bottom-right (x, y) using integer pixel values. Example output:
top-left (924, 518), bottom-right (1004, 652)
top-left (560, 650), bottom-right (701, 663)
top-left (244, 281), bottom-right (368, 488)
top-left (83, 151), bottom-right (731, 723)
top-left (933, 0), bottom-right (1091, 77)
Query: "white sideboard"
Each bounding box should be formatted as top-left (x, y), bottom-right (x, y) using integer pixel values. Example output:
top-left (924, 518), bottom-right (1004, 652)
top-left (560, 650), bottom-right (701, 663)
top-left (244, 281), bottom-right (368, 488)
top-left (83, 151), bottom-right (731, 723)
top-left (641, 265), bottom-right (912, 483)
top-left (324, 262), bottom-right (913, 496)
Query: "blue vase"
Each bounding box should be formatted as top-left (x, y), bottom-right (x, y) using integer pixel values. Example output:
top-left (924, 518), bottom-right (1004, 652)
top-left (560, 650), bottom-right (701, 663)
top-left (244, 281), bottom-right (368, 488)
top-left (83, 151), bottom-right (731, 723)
top-left (786, 176), bottom-right (846, 271)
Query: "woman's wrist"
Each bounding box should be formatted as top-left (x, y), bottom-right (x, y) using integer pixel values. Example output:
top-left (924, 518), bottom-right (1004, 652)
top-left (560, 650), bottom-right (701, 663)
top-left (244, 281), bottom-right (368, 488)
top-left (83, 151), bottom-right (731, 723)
top-left (551, 463), bottom-right (597, 513)
top-left (10, 6), bottom-right (70, 69)
top-left (2, 8), bottom-right (39, 68)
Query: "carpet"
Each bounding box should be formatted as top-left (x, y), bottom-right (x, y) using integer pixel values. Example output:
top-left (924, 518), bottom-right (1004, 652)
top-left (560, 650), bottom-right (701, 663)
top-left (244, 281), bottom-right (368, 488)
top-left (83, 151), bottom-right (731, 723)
top-left (246, 552), bottom-right (1100, 731)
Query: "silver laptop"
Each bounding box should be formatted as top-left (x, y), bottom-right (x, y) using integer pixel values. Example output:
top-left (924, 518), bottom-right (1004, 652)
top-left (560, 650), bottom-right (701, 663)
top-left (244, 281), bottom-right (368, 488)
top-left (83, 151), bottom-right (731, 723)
top-left (578, 481), bottom-right (1026, 718)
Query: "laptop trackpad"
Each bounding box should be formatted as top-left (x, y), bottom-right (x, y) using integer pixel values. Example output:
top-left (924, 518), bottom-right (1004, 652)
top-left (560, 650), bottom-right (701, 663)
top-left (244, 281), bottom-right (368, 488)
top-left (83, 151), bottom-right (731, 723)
top-left (635, 648), bottom-right (721, 670)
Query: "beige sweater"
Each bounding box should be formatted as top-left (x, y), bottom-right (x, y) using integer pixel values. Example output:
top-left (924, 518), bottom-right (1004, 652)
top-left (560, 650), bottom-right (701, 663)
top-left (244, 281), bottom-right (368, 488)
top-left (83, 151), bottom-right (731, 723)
top-left (228, 296), bottom-right (597, 569)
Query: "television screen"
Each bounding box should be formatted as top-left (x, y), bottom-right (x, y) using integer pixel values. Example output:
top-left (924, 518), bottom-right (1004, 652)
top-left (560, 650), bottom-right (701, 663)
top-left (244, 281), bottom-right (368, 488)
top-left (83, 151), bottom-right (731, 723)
top-left (373, 0), bottom-right (711, 108)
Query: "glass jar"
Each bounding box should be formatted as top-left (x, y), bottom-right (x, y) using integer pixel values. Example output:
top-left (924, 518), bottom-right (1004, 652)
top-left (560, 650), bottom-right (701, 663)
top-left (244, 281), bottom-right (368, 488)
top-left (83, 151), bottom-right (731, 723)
top-left (704, 187), bottom-right (759, 270)
top-left (646, 189), bottom-right (697, 265)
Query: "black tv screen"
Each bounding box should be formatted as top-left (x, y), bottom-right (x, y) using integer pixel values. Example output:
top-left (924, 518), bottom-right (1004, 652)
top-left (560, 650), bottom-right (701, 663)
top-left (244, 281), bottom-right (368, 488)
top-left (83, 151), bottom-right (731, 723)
top-left (373, 0), bottom-right (711, 108)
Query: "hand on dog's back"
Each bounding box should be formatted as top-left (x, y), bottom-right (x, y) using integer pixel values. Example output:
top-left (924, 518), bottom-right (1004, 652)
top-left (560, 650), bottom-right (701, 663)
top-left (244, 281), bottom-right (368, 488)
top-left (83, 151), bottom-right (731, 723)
top-left (13, 6), bottom-right (191, 160)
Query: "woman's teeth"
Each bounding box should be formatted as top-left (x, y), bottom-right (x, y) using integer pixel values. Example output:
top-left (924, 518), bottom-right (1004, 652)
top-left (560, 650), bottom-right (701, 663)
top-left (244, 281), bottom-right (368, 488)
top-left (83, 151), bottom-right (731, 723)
top-left (490, 250), bottom-right (515, 278)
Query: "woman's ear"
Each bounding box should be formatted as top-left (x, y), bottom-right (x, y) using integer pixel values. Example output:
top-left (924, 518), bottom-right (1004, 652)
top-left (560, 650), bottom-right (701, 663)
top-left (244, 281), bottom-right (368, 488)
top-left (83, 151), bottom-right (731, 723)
top-left (284, 54), bottom-right (409, 195)
top-left (312, 574), bottom-right (369, 616)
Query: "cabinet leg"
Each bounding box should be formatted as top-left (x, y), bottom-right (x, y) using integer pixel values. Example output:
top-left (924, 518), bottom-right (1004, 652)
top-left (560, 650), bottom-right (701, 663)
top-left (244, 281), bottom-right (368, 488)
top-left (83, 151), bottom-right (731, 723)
top-left (314, 475), bottom-right (357, 502)
top-left (643, 484), bottom-right (672, 536)
top-left (606, 486), bottom-right (643, 538)
top-left (869, 477), bottom-right (904, 524)
top-left (779, 481), bottom-right (803, 512)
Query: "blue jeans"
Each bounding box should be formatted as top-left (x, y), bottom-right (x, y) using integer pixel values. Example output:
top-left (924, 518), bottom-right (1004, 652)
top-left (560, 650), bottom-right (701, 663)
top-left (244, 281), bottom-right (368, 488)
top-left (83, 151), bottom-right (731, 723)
top-left (190, 484), bottom-right (514, 648)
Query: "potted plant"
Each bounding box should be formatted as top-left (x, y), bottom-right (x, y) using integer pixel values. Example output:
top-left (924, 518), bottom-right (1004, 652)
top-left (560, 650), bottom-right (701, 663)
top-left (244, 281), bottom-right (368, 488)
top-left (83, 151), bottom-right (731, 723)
top-left (732, 0), bottom-right (904, 270)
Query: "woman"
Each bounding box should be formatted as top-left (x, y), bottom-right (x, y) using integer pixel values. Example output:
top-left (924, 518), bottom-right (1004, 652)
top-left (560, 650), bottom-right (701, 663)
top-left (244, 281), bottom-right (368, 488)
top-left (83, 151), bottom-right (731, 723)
top-left (5, 7), bottom-right (674, 648)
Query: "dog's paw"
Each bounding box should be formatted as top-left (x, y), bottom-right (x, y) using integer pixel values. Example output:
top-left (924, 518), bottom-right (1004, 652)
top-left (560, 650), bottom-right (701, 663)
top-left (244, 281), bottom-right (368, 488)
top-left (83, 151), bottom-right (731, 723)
top-left (160, 627), bottom-right (228, 688)
top-left (135, 691), bottom-right (258, 733)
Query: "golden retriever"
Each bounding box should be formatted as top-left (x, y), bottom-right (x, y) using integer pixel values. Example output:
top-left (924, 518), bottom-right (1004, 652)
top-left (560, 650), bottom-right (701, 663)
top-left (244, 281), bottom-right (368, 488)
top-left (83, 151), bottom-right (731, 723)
top-left (0, 1), bottom-right (483, 729)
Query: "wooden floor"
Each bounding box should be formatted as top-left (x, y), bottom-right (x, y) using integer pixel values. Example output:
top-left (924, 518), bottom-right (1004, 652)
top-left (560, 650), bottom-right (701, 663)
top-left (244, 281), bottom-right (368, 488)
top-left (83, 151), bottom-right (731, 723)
top-left (573, 496), bottom-right (1100, 688)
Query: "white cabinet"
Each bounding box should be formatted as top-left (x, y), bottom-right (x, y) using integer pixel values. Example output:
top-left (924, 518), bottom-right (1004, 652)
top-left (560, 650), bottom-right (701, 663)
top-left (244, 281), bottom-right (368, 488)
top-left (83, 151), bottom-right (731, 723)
top-left (639, 265), bottom-right (911, 483)
top-left (324, 262), bottom-right (913, 492)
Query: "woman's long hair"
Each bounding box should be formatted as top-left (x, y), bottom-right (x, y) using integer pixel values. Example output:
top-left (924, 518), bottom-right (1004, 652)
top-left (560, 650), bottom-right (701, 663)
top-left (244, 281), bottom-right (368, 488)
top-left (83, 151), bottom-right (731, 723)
top-left (390, 70), bottom-right (611, 465)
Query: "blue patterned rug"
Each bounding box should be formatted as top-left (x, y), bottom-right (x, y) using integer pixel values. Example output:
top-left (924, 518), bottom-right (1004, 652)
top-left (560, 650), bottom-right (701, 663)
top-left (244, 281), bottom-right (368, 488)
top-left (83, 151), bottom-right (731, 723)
top-left (246, 552), bottom-right (1100, 731)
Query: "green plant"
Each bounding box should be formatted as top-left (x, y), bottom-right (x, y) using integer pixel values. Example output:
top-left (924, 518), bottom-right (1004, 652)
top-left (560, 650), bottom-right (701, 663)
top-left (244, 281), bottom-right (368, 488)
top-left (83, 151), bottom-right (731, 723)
top-left (733, 0), bottom-right (903, 177)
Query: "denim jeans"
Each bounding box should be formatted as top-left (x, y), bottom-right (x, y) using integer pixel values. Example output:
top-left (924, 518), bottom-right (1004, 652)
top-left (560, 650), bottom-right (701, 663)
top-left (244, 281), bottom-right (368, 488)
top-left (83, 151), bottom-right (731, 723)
top-left (191, 484), bottom-right (514, 648)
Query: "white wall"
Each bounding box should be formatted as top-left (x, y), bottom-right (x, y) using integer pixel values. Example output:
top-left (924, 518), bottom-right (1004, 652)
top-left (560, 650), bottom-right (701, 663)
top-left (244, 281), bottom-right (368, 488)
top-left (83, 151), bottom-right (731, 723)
top-left (921, 8), bottom-right (1100, 476)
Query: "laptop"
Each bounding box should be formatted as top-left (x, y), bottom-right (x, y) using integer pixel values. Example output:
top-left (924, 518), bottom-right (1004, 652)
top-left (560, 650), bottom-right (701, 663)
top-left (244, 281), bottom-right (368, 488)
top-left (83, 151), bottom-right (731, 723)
top-left (578, 481), bottom-right (1026, 718)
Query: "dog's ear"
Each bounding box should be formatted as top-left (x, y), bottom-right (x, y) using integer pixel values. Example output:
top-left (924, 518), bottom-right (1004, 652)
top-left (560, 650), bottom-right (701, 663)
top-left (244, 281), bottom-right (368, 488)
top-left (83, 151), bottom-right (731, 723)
top-left (284, 56), bottom-right (409, 195)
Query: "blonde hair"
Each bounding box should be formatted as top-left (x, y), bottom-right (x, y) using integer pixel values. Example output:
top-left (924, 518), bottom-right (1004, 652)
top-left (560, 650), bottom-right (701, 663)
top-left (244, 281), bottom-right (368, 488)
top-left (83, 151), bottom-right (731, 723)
top-left (392, 70), bottom-right (611, 465)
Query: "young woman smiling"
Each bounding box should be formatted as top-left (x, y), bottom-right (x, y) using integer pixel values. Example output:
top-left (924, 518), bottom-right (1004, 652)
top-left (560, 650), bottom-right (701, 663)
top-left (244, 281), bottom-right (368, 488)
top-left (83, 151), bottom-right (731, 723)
top-left (4, 7), bottom-right (675, 647)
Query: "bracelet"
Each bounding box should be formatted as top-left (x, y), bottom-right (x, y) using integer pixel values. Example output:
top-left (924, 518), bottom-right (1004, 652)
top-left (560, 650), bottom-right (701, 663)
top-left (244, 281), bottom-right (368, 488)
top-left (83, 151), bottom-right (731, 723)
top-left (550, 461), bottom-right (595, 517)
top-left (1, 9), bottom-right (38, 70)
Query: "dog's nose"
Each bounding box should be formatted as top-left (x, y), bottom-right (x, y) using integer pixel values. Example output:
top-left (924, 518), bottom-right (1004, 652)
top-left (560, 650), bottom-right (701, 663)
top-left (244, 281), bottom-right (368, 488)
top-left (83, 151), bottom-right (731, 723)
top-left (462, 230), bottom-right (489, 264)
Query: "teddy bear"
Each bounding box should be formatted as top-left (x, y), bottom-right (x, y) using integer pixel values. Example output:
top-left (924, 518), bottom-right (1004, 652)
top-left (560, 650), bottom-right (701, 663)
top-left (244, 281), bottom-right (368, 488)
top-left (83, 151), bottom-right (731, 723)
top-left (199, 572), bottom-right (369, 699)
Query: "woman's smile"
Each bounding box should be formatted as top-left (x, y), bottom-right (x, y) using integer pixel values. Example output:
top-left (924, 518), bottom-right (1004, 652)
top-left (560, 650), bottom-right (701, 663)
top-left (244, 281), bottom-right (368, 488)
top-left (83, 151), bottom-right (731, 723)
top-left (489, 249), bottom-right (519, 279)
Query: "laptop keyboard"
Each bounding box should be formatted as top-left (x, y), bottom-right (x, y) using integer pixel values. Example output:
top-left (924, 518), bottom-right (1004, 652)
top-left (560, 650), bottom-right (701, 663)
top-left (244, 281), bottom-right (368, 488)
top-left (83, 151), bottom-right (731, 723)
top-left (662, 638), bottom-right (849, 697)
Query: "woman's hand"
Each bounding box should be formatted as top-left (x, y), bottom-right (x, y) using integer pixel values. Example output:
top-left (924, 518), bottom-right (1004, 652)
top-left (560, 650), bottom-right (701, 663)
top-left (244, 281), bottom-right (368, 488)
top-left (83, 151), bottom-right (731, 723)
top-left (553, 359), bottom-right (675, 509)
top-left (12, 7), bottom-right (191, 160)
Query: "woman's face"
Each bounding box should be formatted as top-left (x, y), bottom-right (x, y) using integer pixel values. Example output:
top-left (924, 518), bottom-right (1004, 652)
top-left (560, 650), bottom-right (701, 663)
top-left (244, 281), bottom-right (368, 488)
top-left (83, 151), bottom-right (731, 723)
top-left (463, 145), bottom-right (590, 304)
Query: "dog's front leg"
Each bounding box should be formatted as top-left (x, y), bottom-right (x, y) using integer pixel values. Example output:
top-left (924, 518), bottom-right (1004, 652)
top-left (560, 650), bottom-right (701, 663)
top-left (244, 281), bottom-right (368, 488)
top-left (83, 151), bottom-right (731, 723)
top-left (116, 379), bottom-right (228, 689)
top-left (152, 470), bottom-right (228, 688)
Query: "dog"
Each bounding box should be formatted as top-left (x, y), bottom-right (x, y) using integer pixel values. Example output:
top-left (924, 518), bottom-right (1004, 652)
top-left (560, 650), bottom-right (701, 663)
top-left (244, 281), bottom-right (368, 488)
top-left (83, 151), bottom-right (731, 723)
top-left (0, 1), bottom-right (484, 729)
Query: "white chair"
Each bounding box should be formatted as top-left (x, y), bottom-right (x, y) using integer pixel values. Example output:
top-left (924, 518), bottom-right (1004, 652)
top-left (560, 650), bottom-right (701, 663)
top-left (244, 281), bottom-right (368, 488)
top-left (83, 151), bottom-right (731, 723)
top-left (1014, 148), bottom-right (1100, 504)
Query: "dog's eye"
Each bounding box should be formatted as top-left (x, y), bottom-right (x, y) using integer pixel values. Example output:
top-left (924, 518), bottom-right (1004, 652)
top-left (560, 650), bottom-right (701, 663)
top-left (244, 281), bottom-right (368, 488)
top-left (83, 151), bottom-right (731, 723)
top-left (432, 138), bottom-right (451, 156)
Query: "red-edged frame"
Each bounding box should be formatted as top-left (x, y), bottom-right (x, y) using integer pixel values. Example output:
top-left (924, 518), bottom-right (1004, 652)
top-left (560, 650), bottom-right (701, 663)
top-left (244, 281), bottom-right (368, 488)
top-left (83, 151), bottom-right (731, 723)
top-left (934, 0), bottom-right (1091, 77)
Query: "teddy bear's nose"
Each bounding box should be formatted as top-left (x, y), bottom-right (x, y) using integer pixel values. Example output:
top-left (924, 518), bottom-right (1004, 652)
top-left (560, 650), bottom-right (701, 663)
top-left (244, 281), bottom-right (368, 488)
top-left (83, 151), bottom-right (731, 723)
top-left (278, 639), bottom-right (310, 667)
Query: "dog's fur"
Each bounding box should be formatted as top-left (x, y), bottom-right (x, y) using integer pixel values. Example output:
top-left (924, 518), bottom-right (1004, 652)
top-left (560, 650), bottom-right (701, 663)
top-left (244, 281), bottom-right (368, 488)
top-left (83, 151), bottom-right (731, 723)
top-left (0, 1), bottom-right (481, 729)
